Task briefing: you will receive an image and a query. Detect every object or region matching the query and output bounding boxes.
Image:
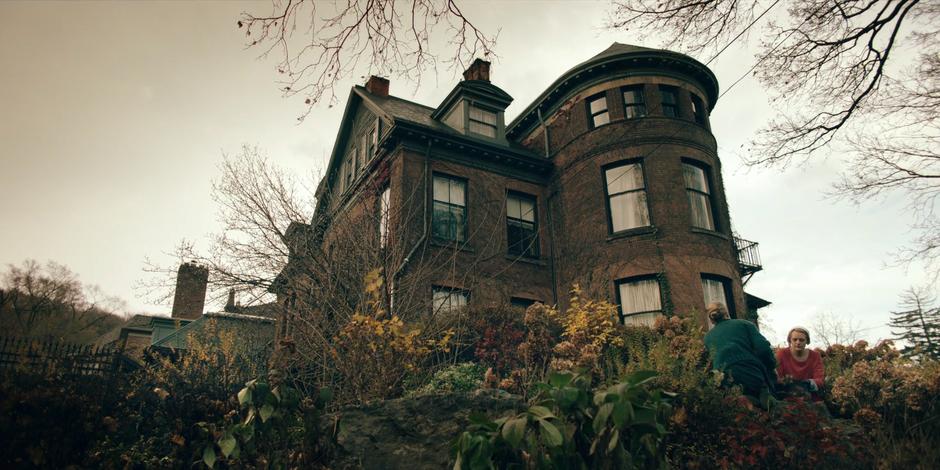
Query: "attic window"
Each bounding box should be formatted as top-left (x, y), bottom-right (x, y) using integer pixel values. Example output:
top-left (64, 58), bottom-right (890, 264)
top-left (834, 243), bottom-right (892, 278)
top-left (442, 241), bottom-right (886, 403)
top-left (468, 106), bottom-right (497, 138)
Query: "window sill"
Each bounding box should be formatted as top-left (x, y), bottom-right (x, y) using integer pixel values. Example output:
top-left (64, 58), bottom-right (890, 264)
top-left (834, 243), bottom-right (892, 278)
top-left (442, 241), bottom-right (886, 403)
top-left (505, 255), bottom-right (546, 266)
top-left (431, 238), bottom-right (475, 253)
top-left (607, 226), bottom-right (657, 242)
top-left (690, 227), bottom-right (730, 240)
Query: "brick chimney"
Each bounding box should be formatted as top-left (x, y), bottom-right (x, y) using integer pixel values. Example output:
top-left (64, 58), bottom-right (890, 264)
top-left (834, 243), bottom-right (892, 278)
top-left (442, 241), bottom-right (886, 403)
top-left (462, 59), bottom-right (491, 82)
top-left (224, 288), bottom-right (238, 313)
top-left (171, 262), bottom-right (208, 320)
top-left (365, 76), bottom-right (389, 97)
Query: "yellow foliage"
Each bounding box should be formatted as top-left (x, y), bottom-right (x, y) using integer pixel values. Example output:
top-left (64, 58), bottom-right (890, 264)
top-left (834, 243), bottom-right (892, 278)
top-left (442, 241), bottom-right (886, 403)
top-left (150, 318), bottom-right (267, 396)
top-left (329, 269), bottom-right (454, 403)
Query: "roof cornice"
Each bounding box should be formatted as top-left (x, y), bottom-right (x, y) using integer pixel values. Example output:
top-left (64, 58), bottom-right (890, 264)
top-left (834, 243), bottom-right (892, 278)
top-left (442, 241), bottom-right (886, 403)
top-left (430, 80), bottom-right (514, 120)
top-left (507, 47), bottom-right (719, 141)
top-left (390, 119), bottom-right (551, 177)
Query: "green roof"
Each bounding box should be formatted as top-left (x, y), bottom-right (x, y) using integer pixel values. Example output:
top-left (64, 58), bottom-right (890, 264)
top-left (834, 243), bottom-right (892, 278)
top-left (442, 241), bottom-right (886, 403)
top-left (151, 312), bottom-right (275, 350)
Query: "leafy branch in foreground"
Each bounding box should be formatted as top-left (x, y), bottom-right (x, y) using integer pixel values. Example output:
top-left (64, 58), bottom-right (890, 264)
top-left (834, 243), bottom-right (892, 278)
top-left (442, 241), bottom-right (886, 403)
top-left (453, 370), bottom-right (673, 469)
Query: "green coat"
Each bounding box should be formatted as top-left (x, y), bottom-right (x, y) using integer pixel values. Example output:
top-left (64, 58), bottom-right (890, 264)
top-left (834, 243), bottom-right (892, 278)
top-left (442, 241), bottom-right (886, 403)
top-left (703, 319), bottom-right (777, 396)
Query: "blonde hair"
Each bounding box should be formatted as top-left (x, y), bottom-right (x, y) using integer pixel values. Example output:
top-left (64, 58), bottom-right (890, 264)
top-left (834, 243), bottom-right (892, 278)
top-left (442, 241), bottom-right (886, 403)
top-left (787, 327), bottom-right (810, 344)
top-left (706, 302), bottom-right (729, 324)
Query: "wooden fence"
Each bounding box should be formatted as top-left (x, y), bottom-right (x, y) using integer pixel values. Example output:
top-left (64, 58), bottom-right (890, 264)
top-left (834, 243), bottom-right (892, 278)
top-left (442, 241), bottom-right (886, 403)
top-left (0, 336), bottom-right (122, 377)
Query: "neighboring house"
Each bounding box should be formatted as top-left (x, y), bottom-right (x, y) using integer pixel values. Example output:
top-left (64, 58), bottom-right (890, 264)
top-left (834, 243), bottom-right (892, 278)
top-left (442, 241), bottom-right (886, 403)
top-left (150, 311), bottom-right (274, 361)
top-left (277, 43), bottom-right (769, 329)
top-left (99, 262), bottom-right (276, 361)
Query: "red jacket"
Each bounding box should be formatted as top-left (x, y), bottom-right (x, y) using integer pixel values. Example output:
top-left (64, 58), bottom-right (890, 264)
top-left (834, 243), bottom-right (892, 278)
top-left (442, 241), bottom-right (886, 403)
top-left (776, 348), bottom-right (825, 387)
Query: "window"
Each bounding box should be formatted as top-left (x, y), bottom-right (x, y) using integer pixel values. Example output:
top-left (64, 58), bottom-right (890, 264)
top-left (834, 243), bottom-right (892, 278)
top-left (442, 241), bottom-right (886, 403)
top-left (432, 174), bottom-right (466, 242)
top-left (506, 192), bottom-right (538, 257)
top-left (432, 286), bottom-right (468, 314)
top-left (379, 186), bottom-right (390, 248)
top-left (345, 155), bottom-right (354, 188)
top-left (701, 275), bottom-right (735, 318)
top-left (691, 94), bottom-right (707, 126)
top-left (368, 123), bottom-right (378, 160)
top-left (468, 106), bottom-right (497, 138)
top-left (354, 146), bottom-right (362, 174)
top-left (622, 86), bottom-right (647, 119)
top-left (660, 86), bottom-right (678, 118)
top-left (617, 276), bottom-right (662, 327)
top-left (337, 160), bottom-right (346, 193)
top-left (683, 161), bottom-right (717, 231)
top-left (588, 93), bottom-right (610, 127)
top-left (604, 162), bottom-right (650, 233)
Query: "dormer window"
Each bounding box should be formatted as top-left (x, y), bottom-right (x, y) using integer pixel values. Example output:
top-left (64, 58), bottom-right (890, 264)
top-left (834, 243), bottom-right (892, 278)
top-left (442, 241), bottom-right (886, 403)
top-left (468, 106), bottom-right (497, 138)
top-left (431, 61), bottom-right (512, 140)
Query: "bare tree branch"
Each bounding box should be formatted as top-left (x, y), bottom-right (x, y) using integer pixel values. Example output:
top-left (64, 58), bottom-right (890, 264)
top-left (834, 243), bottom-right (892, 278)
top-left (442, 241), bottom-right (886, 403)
top-left (609, 0), bottom-right (940, 278)
top-left (238, 0), bottom-right (497, 120)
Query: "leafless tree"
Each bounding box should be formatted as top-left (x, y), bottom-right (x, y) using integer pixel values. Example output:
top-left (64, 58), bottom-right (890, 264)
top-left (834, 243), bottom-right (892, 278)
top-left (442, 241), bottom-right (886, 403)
top-left (0, 260), bottom-right (126, 343)
top-left (610, 0), bottom-right (940, 277)
top-left (143, 145), bottom-right (524, 400)
top-left (811, 310), bottom-right (864, 348)
top-left (889, 285), bottom-right (940, 360)
top-left (278, 160), bottom-right (537, 397)
top-left (238, 0), bottom-right (497, 119)
top-left (143, 146), bottom-right (317, 307)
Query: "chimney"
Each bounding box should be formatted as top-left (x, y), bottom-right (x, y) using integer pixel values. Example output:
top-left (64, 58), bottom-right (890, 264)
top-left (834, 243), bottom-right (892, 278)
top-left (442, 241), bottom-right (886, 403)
top-left (365, 76), bottom-right (389, 97)
top-left (462, 59), bottom-right (491, 82)
top-left (224, 289), bottom-right (237, 313)
top-left (170, 262), bottom-right (208, 320)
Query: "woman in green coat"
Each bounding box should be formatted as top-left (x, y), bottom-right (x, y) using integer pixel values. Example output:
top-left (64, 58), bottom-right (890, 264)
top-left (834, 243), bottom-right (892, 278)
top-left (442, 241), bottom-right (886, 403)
top-left (703, 302), bottom-right (777, 401)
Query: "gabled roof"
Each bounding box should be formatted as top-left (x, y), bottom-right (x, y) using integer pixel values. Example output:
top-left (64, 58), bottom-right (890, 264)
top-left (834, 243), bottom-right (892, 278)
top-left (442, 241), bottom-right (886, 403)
top-left (357, 88), bottom-right (537, 156)
top-left (317, 84), bottom-right (544, 199)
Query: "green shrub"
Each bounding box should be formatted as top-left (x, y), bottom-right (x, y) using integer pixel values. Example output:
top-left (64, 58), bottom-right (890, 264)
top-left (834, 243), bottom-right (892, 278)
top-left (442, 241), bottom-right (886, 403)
top-left (196, 374), bottom-right (334, 469)
top-left (407, 362), bottom-right (486, 396)
top-left (452, 369), bottom-right (673, 469)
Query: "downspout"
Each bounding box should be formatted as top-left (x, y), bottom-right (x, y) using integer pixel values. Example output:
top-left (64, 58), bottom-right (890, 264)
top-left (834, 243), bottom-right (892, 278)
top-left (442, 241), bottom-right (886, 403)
top-left (392, 139), bottom-right (432, 306)
top-left (538, 106), bottom-right (557, 304)
top-left (537, 106), bottom-right (550, 158)
top-left (547, 189), bottom-right (559, 305)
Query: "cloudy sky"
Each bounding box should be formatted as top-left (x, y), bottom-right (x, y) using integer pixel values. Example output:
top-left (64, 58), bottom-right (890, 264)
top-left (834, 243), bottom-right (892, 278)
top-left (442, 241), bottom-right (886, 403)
top-left (1, 0), bottom-right (931, 346)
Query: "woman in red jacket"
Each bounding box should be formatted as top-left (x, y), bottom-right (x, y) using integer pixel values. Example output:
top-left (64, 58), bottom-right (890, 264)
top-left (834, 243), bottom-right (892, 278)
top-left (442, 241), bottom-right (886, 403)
top-left (776, 327), bottom-right (825, 397)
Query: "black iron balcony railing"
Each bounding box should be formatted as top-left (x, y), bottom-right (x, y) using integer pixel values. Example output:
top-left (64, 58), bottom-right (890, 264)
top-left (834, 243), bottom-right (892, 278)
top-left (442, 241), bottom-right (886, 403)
top-left (734, 236), bottom-right (763, 283)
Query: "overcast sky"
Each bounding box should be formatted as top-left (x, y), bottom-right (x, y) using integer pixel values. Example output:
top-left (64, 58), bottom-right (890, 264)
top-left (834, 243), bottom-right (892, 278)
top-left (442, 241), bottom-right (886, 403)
top-left (1, 1), bottom-right (932, 346)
